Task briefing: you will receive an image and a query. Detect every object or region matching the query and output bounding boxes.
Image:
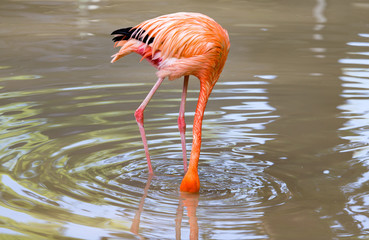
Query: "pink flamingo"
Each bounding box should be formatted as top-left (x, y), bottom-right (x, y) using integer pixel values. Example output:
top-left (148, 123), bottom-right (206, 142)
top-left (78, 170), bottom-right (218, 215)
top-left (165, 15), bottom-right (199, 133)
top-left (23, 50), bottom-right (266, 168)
top-left (111, 12), bottom-right (230, 192)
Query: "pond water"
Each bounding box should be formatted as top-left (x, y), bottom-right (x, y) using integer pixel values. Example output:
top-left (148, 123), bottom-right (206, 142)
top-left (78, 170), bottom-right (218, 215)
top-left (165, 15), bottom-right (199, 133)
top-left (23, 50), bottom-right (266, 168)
top-left (1, 0), bottom-right (369, 239)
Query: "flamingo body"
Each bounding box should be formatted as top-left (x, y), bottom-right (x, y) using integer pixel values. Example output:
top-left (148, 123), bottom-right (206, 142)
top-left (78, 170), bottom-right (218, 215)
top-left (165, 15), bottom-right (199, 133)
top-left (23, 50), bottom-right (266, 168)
top-left (111, 12), bottom-right (230, 192)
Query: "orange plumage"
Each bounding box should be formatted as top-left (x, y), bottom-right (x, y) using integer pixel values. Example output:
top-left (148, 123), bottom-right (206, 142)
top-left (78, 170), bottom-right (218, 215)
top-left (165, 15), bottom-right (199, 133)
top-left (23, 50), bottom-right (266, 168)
top-left (111, 12), bottom-right (230, 193)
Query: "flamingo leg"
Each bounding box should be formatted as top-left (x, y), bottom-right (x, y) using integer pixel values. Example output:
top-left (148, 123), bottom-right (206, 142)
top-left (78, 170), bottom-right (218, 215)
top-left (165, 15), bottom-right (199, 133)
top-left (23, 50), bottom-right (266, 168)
top-left (178, 75), bottom-right (189, 172)
top-left (134, 77), bottom-right (165, 174)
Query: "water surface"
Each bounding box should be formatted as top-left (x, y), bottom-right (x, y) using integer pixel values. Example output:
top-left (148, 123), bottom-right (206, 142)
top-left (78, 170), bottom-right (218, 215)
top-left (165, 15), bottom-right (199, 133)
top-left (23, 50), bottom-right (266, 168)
top-left (1, 0), bottom-right (369, 239)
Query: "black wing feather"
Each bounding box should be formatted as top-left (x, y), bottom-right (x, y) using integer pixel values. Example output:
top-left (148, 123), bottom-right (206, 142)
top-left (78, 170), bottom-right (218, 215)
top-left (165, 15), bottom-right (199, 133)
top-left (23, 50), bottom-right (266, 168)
top-left (111, 27), bottom-right (154, 44)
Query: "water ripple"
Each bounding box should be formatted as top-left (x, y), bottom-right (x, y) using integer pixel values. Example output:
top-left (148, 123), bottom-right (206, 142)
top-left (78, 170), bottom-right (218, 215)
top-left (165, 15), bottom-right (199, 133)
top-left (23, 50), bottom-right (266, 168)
top-left (0, 72), bottom-right (289, 239)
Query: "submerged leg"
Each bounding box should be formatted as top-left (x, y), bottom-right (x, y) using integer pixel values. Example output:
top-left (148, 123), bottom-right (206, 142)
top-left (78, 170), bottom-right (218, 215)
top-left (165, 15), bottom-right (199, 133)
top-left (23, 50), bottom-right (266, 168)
top-left (178, 76), bottom-right (189, 172)
top-left (134, 77), bottom-right (165, 174)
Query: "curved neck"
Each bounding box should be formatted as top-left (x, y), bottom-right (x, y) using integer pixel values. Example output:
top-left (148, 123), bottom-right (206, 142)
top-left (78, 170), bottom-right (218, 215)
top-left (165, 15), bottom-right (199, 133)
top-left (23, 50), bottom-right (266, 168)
top-left (188, 81), bottom-right (214, 171)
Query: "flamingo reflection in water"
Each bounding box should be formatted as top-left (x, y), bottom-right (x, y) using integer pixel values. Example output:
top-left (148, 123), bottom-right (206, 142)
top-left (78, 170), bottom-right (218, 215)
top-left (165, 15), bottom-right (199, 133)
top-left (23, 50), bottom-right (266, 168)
top-left (130, 175), bottom-right (199, 239)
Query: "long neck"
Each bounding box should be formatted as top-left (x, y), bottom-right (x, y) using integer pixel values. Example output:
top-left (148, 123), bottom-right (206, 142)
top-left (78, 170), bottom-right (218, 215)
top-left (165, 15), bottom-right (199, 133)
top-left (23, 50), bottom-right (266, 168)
top-left (188, 80), bottom-right (214, 171)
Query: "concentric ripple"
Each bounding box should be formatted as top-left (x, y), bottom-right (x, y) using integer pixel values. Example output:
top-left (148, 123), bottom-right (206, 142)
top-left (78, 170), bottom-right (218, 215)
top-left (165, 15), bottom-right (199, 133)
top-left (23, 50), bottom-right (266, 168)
top-left (0, 69), bottom-right (291, 239)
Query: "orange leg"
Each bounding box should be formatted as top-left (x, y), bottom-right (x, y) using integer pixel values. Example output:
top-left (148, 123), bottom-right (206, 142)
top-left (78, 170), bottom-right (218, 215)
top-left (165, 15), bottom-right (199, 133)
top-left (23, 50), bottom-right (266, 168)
top-left (134, 77), bottom-right (165, 174)
top-left (178, 76), bottom-right (189, 172)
